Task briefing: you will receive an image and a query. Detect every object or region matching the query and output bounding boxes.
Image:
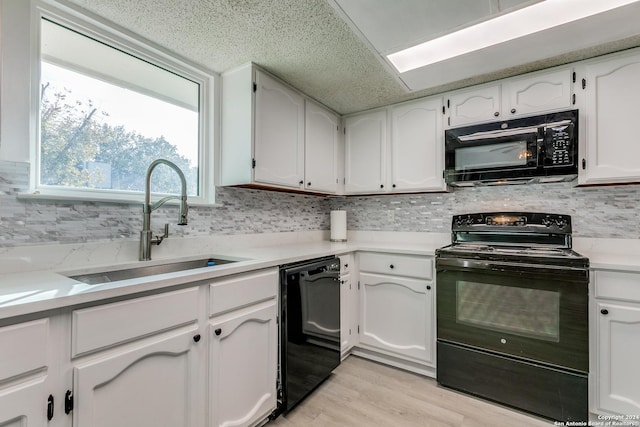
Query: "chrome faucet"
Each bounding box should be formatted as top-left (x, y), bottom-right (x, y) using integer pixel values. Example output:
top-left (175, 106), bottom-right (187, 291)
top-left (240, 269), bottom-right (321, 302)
top-left (139, 159), bottom-right (189, 261)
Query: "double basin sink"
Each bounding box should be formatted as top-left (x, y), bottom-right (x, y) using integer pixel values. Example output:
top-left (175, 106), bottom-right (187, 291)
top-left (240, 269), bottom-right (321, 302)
top-left (68, 257), bottom-right (237, 285)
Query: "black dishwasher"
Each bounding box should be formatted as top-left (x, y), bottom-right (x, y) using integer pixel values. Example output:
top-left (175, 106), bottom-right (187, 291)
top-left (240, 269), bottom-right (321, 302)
top-left (278, 256), bottom-right (341, 413)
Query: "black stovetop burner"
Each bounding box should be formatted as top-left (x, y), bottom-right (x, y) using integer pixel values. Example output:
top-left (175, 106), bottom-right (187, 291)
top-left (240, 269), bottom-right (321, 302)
top-left (436, 212), bottom-right (589, 268)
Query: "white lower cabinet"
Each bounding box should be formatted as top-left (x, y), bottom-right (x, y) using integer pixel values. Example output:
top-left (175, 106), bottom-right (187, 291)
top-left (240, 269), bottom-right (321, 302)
top-left (339, 253), bottom-right (358, 358)
top-left (593, 269), bottom-right (640, 416)
top-left (71, 286), bottom-right (205, 427)
top-left (73, 326), bottom-right (203, 427)
top-left (0, 268), bottom-right (279, 427)
top-left (0, 318), bottom-right (53, 427)
top-left (208, 268), bottom-right (279, 427)
top-left (356, 252), bottom-right (435, 373)
top-left (209, 301), bottom-right (277, 427)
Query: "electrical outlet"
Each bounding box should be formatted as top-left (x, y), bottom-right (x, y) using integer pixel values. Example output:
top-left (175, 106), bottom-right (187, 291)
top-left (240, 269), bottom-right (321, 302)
top-left (387, 210), bottom-right (395, 223)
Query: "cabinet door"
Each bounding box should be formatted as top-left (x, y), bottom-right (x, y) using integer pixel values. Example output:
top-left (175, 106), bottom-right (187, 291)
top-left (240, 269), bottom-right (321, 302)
top-left (447, 85), bottom-right (501, 127)
top-left (344, 110), bottom-right (387, 193)
top-left (580, 53), bottom-right (640, 185)
top-left (209, 300), bottom-right (277, 427)
top-left (73, 326), bottom-right (203, 427)
top-left (502, 68), bottom-right (573, 118)
top-left (359, 273), bottom-right (433, 363)
top-left (596, 302), bottom-right (640, 415)
top-left (0, 377), bottom-right (48, 427)
top-left (305, 100), bottom-right (339, 193)
top-left (0, 319), bottom-right (52, 427)
top-left (390, 97), bottom-right (445, 192)
top-left (340, 274), bottom-right (359, 358)
top-left (254, 71), bottom-right (305, 188)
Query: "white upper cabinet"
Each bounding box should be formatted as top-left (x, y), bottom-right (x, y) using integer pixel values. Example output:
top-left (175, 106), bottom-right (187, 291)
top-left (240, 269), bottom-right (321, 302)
top-left (446, 67), bottom-right (574, 127)
top-left (254, 70), bottom-right (305, 189)
top-left (502, 68), bottom-right (573, 118)
top-left (305, 100), bottom-right (339, 193)
top-left (390, 97), bottom-right (446, 192)
top-left (579, 50), bottom-right (640, 185)
top-left (344, 110), bottom-right (387, 194)
top-left (447, 84), bottom-right (501, 127)
top-left (220, 63), bottom-right (340, 194)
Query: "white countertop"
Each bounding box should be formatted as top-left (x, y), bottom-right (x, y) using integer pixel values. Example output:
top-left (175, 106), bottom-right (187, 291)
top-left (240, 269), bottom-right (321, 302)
top-left (1, 231), bottom-right (639, 322)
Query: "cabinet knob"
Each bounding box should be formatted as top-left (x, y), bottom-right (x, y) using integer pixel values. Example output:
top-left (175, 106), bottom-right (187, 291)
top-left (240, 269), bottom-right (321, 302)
top-left (64, 390), bottom-right (73, 415)
top-left (392, 184), bottom-right (396, 188)
top-left (307, 182), bottom-right (311, 186)
top-left (215, 328), bottom-right (222, 336)
top-left (299, 180), bottom-right (303, 185)
top-left (47, 395), bottom-right (54, 421)
top-left (380, 184), bottom-right (384, 189)
top-left (494, 112), bottom-right (499, 117)
top-left (344, 263), bottom-right (349, 268)
top-left (389, 264), bottom-right (394, 269)
top-left (193, 334), bottom-right (201, 343)
top-left (600, 309), bottom-right (609, 315)
top-left (426, 285), bottom-right (432, 290)
top-left (510, 108), bottom-right (516, 114)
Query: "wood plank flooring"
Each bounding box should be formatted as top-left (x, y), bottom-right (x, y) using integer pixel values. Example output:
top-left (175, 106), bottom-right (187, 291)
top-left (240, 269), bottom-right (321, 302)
top-left (270, 355), bottom-right (552, 427)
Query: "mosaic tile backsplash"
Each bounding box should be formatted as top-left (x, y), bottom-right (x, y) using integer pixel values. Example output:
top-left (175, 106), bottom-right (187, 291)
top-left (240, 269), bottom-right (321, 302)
top-left (1, 160), bottom-right (639, 247)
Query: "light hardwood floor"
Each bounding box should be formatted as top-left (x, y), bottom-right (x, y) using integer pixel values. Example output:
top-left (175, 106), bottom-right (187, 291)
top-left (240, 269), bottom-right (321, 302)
top-left (270, 355), bottom-right (552, 427)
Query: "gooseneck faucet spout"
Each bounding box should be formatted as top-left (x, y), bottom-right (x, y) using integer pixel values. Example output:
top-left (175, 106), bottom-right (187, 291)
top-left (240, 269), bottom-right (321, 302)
top-left (140, 159), bottom-right (189, 261)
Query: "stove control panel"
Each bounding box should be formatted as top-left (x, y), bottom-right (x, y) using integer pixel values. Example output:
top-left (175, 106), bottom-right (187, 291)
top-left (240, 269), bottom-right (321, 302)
top-left (451, 212), bottom-right (572, 233)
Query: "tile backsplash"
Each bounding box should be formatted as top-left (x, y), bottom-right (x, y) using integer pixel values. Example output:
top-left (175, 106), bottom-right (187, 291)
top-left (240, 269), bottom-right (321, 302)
top-left (333, 182), bottom-right (640, 239)
top-left (2, 160), bottom-right (640, 247)
top-left (0, 161), bottom-right (330, 246)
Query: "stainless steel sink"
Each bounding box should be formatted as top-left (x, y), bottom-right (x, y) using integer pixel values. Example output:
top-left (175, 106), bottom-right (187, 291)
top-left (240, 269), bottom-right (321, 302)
top-left (68, 258), bottom-right (236, 285)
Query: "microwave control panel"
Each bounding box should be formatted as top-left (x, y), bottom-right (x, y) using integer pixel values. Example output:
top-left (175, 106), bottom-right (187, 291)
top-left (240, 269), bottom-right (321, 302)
top-left (545, 124), bottom-right (574, 166)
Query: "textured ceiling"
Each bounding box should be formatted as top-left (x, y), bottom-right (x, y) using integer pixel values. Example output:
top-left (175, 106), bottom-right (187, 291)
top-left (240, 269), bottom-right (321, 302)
top-left (65, 0), bottom-right (640, 115)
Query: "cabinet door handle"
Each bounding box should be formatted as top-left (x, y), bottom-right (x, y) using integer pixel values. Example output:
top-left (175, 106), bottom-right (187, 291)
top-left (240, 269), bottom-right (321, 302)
top-left (389, 264), bottom-right (394, 269)
top-left (298, 180), bottom-right (303, 185)
top-left (307, 182), bottom-right (311, 186)
top-left (64, 390), bottom-right (73, 414)
top-left (426, 285), bottom-right (432, 290)
top-left (494, 112), bottom-right (499, 117)
top-left (380, 184), bottom-right (384, 189)
top-left (215, 328), bottom-right (222, 336)
top-left (47, 395), bottom-right (54, 421)
top-left (510, 108), bottom-right (516, 114)
top-left (193, 334), bottom-right (201, 343)
top-left (582, 158), bottom-right (586, 170)
top-left (600, 309), bottom-right (609, 315)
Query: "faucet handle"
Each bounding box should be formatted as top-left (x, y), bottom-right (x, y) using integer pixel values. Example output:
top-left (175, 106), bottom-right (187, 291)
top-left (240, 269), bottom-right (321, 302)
top-left (151, 224), bottom-right (169, 246)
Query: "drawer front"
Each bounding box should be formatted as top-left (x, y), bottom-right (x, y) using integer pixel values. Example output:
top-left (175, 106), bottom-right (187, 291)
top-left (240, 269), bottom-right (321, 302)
top-left (72, 287), bottom-right (199, 357)
top-left (594, 270), bottom-right (640, 303)
top-left (210, 268), bottom-right (278, 317)
top-left (359, 252), bottom-right (433, 279)
top-left (0, 318), bottom-right (49, 382)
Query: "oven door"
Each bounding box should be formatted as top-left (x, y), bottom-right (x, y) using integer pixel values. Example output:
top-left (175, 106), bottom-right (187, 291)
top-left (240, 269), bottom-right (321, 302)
top-left (436, 257), bottom-right (588, 372)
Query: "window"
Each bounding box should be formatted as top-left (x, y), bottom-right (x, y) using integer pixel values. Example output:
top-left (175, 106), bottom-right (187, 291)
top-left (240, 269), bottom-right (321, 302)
top-left (29, 4), bottom-right (214, 203)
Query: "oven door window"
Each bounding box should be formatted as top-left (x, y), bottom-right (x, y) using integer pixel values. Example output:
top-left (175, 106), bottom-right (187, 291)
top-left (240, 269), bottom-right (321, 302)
top-left (457, 281), bottom-right (560, 342)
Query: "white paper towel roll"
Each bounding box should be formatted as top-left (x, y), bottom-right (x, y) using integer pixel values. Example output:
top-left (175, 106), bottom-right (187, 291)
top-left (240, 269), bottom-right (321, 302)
top-left (330, 210), bottom-right (347, 242)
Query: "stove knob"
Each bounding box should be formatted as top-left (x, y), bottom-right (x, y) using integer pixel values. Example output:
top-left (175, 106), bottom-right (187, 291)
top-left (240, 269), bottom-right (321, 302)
top-left (556, 218), bottom-right (568, 229)
top-left (542, 217), bottom-right (554, 227)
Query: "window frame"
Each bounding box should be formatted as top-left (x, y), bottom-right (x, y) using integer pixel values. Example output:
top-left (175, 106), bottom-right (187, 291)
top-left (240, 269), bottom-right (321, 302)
top-left (2, 0), bottom-right (217, 205)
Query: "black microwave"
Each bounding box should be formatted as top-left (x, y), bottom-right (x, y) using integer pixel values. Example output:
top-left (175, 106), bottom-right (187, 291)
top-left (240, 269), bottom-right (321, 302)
top-left (444, 110), bottom-right (579, 186)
